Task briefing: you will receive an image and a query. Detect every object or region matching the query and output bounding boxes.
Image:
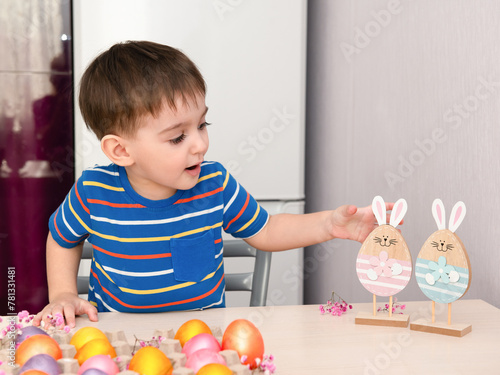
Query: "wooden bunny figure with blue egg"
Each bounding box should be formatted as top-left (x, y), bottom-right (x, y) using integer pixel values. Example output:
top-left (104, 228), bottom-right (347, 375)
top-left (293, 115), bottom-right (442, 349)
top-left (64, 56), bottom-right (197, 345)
top-left (412, 199), bottom-right (472, 337)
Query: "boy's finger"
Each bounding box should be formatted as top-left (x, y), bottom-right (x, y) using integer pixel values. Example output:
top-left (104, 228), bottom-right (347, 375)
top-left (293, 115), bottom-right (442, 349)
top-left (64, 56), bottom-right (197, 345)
top-left (39, 306), bottom-right (55, 327)
top-left (32, 312), bottom-right (43, 327)
top-left (47, 305), bottom-right (64, 327)
top-left (347, 205), bottom-right (357, 215)
top-left (339, 204), bottom-right (357, 217)
top-left (84, 304), bottom-right (99, 322)
top-left (62, 304), bottom-right (77, 328)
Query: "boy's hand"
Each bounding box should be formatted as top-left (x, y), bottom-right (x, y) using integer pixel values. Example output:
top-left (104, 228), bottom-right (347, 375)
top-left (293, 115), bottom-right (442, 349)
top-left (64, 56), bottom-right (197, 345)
top-left (33, 293), bottom-right (98, 329)
top-left (330, 202), bottom-right (397, 243)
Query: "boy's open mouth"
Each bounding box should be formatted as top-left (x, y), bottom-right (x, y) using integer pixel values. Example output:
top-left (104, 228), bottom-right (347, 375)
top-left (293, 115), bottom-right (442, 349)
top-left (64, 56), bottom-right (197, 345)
top-left (186, 164), bottom-right (198, 170)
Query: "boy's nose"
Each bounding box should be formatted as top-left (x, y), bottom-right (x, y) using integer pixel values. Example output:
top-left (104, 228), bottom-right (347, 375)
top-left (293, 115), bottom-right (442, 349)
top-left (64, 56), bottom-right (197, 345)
top-left (191, 132), bottom-right (209, 155)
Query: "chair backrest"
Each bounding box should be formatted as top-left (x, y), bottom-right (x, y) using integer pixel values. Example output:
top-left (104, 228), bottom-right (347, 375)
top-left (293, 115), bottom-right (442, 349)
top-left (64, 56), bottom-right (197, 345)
top-left (77, 240), bottom-right (272, 307)
top-left (223, 239), bottom-right (272, 307)
top-left (77, 242), bottom-right (93, 296)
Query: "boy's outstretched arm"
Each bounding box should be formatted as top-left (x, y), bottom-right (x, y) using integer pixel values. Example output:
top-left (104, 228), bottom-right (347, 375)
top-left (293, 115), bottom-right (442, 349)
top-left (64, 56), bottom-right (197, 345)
top-left (33, 233), bottom-right (98, 328)
top-left (245, 203), bottom-right (396, 251)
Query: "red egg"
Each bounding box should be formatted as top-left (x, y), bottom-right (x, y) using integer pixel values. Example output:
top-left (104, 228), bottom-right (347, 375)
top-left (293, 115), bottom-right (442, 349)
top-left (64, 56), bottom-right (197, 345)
top-left (77, 354), bottom-right (119, 375)
top-left (16, 335), bottom-right (62, 367)
top-left (185, 349), bottom-right (226, 373)
top-left (221, 319), bottom-right (264, 370)
top-left (182, 333), bottom-right (221, 359)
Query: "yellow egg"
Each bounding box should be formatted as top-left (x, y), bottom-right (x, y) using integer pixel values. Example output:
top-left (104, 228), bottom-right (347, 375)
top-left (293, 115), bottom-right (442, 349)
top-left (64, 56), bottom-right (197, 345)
top-left (174, 319), bottom-right (212, 347)
top-left (196, 363), bottom-right (232, 375)
top-left (129, 346), bottom-right (173, 375)
top-left (70, 327), bottom-right (109, 352)
top-left (74, 338), bottom-right (117, 365)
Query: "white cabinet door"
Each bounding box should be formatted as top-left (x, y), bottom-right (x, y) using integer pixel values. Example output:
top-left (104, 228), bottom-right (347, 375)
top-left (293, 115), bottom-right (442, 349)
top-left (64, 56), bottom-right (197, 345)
top-left (73, 0), bottom-right (306, 200)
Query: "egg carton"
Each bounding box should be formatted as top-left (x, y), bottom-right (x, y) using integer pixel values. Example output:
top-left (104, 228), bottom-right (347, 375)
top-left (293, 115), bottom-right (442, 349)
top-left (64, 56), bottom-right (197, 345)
top-left (0, 327), bottom-right (251, 375)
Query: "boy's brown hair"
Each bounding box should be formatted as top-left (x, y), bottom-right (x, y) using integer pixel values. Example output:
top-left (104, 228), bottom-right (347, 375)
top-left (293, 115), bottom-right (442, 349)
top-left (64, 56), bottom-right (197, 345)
top-left (79, 41), bottom-right (206, 139)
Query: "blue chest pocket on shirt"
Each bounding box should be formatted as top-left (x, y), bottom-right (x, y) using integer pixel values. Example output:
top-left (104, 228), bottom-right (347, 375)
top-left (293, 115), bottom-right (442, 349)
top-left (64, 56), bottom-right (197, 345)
top-left (170, 229), bottom-right (217, 282)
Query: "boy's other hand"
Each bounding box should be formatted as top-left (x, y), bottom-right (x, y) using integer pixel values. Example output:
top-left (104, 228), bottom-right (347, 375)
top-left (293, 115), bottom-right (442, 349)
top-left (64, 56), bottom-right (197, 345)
top-left (33, 292), bottom-right (98, 329)
top-left (330, 202), bottom-right (398, 243)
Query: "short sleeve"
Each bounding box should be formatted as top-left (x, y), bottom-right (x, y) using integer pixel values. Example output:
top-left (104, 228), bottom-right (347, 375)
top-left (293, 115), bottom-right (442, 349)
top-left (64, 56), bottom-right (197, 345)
top-left (221, 168), bottom-right (269, 239)
top-left (49, 176), bottom-right (90, 248)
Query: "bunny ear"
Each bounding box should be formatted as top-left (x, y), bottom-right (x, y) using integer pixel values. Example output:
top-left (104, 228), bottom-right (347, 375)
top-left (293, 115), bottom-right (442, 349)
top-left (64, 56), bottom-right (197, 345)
top-left (432, 199), bottom-right (446, 230)
top-left (372, 196), bottom-right (386, 226)
top-left (389, 198), bottom-right (407, 228)
top-left (449, 201), bottom-right (466, 233)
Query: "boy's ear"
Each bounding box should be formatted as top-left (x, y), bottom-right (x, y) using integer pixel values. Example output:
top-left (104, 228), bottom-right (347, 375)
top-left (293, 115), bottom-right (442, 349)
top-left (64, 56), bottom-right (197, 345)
top-left (101, 135), bottom-right (134, 166)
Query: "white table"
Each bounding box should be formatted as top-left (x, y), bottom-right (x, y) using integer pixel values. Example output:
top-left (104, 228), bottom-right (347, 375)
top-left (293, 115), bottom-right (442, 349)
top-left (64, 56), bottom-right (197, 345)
top-left (75, 299), bottom-right (500, 374)
top-left (3, 299), bottom-right (500, 374)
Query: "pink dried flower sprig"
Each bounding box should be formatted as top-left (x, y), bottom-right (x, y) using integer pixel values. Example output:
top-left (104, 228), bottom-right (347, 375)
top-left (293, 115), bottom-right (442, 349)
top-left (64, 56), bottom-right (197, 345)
top-left (258, 354), bottom-right (276, 374)
top-left (0, 310), bottom-right (34, 339)
top-left (319, 292), bottom-right (352, 317)
top-left (18, 310), bottom-right (30, 321)
top-left (46, 313), bottom-right (71, 332)
top-left (133, 335), bottom-right (166, 354)
top-left (241, 354), bottom-right (276, 374)
top-left (0, 310), bottom-right (71, 341)
top-left (377, 297), bottom-right (406, 314)
top-left (46, 313), bottom-right (63, 327)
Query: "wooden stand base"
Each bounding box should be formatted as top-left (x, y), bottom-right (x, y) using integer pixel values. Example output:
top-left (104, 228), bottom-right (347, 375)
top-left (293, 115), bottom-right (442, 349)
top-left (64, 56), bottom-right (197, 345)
top-left (355, 311), bottom-right (410, 328)
top-left (410, 318), bottom-right (472, 337)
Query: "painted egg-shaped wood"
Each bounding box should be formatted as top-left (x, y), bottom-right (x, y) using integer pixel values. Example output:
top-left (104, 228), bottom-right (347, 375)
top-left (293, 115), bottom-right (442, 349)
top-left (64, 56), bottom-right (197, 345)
top-left (415, 229), bottom-right (471, 304)
top-left (356, 224), bottom-right (412, 297)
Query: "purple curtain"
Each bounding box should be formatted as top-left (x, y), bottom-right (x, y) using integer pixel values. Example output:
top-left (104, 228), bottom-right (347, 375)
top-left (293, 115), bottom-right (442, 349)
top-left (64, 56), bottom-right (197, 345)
top-left (0, 0), bottom-right (74, 315)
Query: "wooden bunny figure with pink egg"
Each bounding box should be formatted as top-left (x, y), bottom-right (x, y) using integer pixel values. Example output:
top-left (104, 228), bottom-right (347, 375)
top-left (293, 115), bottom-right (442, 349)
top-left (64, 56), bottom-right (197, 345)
top-left (410, 199), bottom-right (472, 337)
top-left (355, 196), bottom-right (412, 327)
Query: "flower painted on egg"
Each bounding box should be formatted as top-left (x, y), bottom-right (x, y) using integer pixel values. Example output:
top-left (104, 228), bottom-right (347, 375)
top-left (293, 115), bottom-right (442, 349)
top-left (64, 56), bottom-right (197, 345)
top-left (367, 251), bottom-right (403, 281)
top-left (425, 256), bottom-right (460, 285)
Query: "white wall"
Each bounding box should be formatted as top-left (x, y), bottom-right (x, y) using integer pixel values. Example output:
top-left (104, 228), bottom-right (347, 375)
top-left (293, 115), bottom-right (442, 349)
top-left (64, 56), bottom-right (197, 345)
top-left (305, 0), bottom-right (500, 308)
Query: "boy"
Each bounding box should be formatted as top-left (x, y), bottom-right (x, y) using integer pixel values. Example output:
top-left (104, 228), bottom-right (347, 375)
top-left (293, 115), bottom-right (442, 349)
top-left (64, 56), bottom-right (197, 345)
top-left (34, 41), bottom-right (395, 328)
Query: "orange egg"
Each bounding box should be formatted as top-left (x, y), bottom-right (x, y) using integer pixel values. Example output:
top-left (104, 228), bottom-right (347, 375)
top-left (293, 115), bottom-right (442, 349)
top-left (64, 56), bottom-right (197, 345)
top-left (70, 327), bottom-right (109, 352)
top-left (19, 370), bottom-right (50, 375)
top-left (196, 363), bottom-right (232, 375)
top-left (174, 319), bottom-right (212, 347)
top-left (221, 319), bottom-right (264, 370)
top-left (16, 335), bottom-right (62, 367)
top-left (129, 346), bottom-right (173, 375)
top-left (74, 338), bottom-right (117, 365)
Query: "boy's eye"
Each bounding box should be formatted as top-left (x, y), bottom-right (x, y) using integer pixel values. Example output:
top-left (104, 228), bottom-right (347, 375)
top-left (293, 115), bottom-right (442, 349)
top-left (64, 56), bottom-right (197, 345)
top-left (199, 121), bottom-right (211, 130)
top-left (170, 133), bottom-right (186, 145)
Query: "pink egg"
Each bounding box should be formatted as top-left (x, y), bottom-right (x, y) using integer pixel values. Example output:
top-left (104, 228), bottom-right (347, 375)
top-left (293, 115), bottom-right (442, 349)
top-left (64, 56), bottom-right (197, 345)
top-left (19, 354), bottom-right (61, 375)
top-left (182, 333), bottom-right (221, 358)
top-left (185, 349), bottom-right (226, 373)
top-left (77, 355), bottom-right (119, 375)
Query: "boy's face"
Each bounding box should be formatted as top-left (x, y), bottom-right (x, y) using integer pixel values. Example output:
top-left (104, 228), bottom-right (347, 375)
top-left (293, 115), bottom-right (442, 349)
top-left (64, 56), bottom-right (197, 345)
top-left (123, 93), bottom-right (209, 200)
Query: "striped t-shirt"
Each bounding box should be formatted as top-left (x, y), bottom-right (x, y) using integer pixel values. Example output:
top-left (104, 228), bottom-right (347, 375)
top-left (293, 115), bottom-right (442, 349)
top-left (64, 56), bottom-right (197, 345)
top-left (49, 161), bottom-right (269, 312)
